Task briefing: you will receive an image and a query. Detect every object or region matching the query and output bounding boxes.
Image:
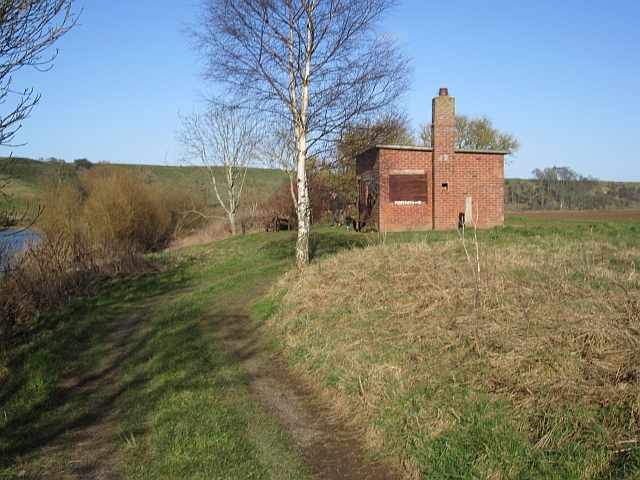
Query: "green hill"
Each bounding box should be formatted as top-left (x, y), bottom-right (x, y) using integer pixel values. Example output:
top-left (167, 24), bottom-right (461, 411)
top-left (4, 157), bottom-right (639, 224)
top-left (0, 157), bottom-right (288, 219)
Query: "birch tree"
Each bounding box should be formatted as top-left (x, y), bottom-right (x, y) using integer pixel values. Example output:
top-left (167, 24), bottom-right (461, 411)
top-left (178, 103), bottom-right (261, 236)
top-left (190, 0), bottom-right (409, 268)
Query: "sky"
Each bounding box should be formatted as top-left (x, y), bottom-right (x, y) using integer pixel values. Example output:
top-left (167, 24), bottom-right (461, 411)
top-left (4, 0), bottom-right (639, 181)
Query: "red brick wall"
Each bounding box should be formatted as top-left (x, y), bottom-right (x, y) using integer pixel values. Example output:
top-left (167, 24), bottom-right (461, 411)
top-left (432, 93), bottom-right (456, 230)
top-left (433, 151), bottom-right (504, 230)
top-left (378, 148), bottom-right (432, 232)
top-left (355, 90), bottom-right (505, 232)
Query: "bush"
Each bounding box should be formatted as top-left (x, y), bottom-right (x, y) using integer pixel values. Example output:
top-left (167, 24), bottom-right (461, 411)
top-left (0, 164), bottom-right (178, 349)
top-left (264, 179), bottom-right (298, 223)
top-left (79, 165), bottom-right (172, 251)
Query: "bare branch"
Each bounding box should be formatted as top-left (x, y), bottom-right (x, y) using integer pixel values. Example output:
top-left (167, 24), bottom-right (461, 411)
top-left (190, 0), bottom-right (409, 266)
top-left (177, 101), bottom-right (262, 236)
top-left (0, 0), bottom-right (81, 146)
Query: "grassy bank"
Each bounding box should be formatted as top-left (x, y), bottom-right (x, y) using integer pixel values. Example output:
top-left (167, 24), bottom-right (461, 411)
top-left (0, 231), bottom-right (317, 478)
top-left (264, 221), bottom-right (640, 478)
top-left (2, 216), bottom-right (640, 478)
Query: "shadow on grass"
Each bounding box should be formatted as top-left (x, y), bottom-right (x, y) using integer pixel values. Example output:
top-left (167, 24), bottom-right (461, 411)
top-left (0, 268), bottom-right (199, 469)
top-left (0, 226), bottom-right (429, 473)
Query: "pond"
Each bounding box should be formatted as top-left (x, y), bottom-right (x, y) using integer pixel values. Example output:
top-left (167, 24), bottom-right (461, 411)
top-left (0, 229), bottom-right (41, 251)
top-left (0, 229), bottom-right (42, 269)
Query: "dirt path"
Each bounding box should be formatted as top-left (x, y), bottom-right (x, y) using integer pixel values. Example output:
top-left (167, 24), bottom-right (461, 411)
top-left (243, 351), bottom-right (400, 479)
top-left (35, 281), bottom-right (402, 479)
top-left (210, 285), bottom-right (403, 480)
top-left (36, 316), bottom-right (141, 479)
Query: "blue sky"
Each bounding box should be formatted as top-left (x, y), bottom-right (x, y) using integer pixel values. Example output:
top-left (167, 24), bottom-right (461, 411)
top-left (5, 0), bottom-right (639, 181)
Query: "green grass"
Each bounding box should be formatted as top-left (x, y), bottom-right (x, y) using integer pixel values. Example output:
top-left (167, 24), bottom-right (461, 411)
top-left (0, 157), bottom-right (56, 215)
top-left (119, 163), bottom-right (287, 197)
top-left (0, 231), bottom-right (311, 478)
top-left (3, 218), bottom-right (640, 478)
top-left (117, 267), bottom-right (304, 478)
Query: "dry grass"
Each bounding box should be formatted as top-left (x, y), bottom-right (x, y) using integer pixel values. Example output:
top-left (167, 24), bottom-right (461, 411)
top-left (266, 229), bottom-right (640, 477)
top-left (167, 205), bottom-right (283, 250)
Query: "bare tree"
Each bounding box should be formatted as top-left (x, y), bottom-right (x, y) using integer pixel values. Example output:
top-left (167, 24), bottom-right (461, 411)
top-left (262, 119), bottom-right (298, 213)
top-left (178, 102), bottom-right (261, 236)
top-left (0, 0), bottom-right (80, 147)
top-left (190, 0), bottom-right (410, 268)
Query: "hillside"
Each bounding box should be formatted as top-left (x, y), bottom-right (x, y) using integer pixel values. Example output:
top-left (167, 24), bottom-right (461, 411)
top-left (0, 157), bottom-right (288, 220)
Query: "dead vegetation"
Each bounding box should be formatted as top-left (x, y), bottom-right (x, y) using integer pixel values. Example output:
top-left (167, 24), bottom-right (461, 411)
top-left (266, 229), bottom-right (640, 476)
top-left (0, 164), bottom-right (178, 349)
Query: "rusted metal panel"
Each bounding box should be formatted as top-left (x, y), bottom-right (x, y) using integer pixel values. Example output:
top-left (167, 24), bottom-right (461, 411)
top-left (388, 174), bottom-right (428, 202)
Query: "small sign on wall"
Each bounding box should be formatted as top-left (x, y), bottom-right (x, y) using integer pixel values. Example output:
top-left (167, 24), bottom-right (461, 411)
top-left (388, 172), bottom-right (428, 203)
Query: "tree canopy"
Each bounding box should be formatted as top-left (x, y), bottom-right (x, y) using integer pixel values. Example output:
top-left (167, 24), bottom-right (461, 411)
top-left (420, 114), bottom-right (520, 156)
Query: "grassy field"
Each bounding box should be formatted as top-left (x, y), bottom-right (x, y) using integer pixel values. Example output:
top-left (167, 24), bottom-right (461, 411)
top-left (0, 157), bottom-right (57, 216)
top-left (264, 216), bottom-right (640, 478)
top-left (0, 157), bottom-right (287, 219)
top-left (2, 211), bottom-right (640, 478)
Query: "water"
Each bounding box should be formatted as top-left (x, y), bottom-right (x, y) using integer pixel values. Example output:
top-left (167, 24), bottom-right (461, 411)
top-left (0, 229), bottom-right (42, 269)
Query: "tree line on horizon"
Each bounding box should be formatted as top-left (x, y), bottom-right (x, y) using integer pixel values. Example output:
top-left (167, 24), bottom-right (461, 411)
top-left (506, 167), bottom-right (640, 210)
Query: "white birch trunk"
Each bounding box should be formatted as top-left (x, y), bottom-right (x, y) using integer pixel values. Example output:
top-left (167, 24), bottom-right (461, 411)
top-left (292, 2), bottom-right (313, 268)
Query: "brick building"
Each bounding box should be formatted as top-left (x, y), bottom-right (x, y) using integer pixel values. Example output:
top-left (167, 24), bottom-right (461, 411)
top-left (355, 89), bottom-right (505, 232)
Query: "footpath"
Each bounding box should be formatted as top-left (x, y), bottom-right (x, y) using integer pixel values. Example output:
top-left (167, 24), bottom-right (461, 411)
top-left (1, 232), bottom-right (401, 479)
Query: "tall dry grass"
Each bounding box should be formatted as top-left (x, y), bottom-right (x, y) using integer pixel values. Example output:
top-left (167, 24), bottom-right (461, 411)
top-left (265, 231), bottom-right (640, 476)
top-left (168, 203), bottom-right (279, 249)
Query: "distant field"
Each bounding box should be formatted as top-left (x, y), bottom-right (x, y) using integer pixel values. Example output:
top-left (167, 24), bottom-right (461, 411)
top-left (506, 208), bottom-right (640, 226)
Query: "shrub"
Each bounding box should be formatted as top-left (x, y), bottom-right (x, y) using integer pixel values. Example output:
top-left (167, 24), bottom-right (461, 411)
top-left (264, 179), bottom-right (298, 223)
top-left (79, 164), bottom-right (172, 251)
top-left (0, 164), bottom-right (174, 350)
top-left (264, 176), bottom-right (332, 226)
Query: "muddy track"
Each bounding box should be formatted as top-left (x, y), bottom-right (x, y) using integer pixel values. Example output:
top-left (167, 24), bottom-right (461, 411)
top-left (210, 285), bottom-right (403, 480)
top-left (36, 280), bottom-right (403, 479)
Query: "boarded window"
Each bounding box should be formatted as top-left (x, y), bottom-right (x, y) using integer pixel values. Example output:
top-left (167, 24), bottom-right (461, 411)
top-left (388, 174), bottom-right (428, 202)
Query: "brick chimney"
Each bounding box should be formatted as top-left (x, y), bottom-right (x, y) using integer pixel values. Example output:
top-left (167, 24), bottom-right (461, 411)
top-left (432, 88), bottom-right (455, 154)
top-left (432, 88), bottom-right (456, 229)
